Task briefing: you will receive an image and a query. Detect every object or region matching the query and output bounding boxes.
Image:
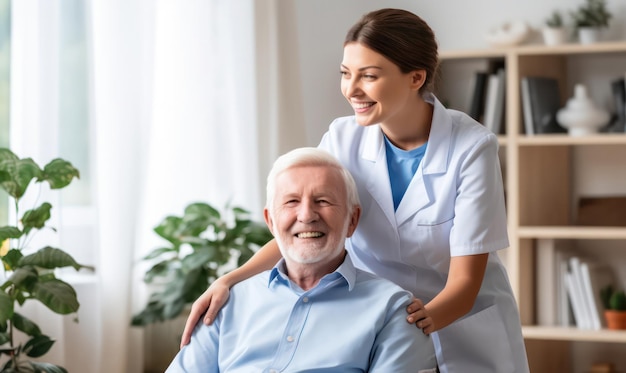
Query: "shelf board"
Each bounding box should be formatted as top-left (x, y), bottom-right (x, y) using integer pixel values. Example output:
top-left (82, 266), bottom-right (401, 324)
top-left (517, 226), bottom-right (626, 239)
top-left (523, 325), bottom-right (626, 343)
top-left (516, 133), bottom-right (626, 146)
top-left (439, 40), bottom-right (626, 59)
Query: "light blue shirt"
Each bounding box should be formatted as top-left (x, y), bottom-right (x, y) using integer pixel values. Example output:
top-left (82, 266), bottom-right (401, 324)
top-left (166, 253), bottom-right (436, 373)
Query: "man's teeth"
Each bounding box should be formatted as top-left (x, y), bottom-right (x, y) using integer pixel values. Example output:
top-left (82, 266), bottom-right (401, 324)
top-left (297, 232), bottom-right (323, 238)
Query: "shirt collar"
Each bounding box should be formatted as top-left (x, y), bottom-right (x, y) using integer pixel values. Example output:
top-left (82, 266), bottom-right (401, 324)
top-left (268, 251), bottom-right (358, 291)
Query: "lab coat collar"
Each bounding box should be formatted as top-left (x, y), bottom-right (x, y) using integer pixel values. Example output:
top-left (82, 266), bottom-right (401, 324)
top-left (360, 94), bottom-right (452, 226)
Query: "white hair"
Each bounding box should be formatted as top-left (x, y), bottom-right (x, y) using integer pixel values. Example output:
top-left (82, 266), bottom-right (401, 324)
top-left (266, 147), bottom-right (359, 212)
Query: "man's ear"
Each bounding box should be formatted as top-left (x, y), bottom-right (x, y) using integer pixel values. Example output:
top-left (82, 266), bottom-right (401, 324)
top-left (263, 208), bottom-right (275, 235)
top-left (345, 205), bottom-right (361, 238)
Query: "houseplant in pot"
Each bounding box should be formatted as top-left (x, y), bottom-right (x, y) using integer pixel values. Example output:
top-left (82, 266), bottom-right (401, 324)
top-left (570, 0), bottom-right (612, 44)
top-left (542, 10), bottom-right (568, 46)
top-left (0, 148), bottom-right (93, 372)
top-left (132, 201), bottom-right (273, 371)
top-left (132, 201), bottom-right (273, 325)
top-left (600, 285), bottom-right (626, 329)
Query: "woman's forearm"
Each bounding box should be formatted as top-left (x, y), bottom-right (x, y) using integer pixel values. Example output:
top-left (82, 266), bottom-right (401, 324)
top-left (425, 253), bottom-right (488, 331)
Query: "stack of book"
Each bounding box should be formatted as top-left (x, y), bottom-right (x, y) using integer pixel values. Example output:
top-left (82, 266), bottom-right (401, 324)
top-left (468, 67), bottom-right (506, 135)
top-left (536, 239), bottom-right (616, 329)
top-left (520, 76), bottom-right (567, 135)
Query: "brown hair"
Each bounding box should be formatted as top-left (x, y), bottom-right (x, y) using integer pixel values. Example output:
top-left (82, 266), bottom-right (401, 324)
top-left (344, 8), bottom-right (439, 94)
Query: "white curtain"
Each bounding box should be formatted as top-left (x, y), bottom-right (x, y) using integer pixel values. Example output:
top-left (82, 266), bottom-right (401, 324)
top-left (6, 0), bottom-right (305, 373)
top-left (9, 0), bottom-right (305, 372)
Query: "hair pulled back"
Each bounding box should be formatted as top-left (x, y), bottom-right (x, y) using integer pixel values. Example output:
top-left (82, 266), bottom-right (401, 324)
top-left (345, 8), bottom-right (439, 93)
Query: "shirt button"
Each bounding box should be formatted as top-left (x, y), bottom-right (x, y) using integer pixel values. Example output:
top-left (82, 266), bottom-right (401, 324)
top-left (269, 370), bottom-right (278, 373)
top-left (302, 297), bottom-right (309, 303)
top-left (287, 335), bottom-right (294, 342)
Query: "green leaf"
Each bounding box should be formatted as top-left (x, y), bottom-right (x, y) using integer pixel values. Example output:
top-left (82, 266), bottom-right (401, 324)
top-left (131, 300), bottom-right (165, 326)
top-left (0, 154), bottom-right (43, 199)
top-left (0, 148), bottom-right (18, 164)
top-left (2, 249), bottom-right (24, 271)
top-left (237, 247), bottom-right (255, 266)
top-left (153, 216), bottom-right (183, 244)
top-left (0, 291), bottom-right (13, 325)
top-left (181, 248), bottom-right (216, 270)
top-left (23, 334), bottom-right (55, 357)
top-left (41, 158), bottom-right (80, 190)
top-left (244, 222), bottom-right (274, 246)
top-left (30, 362), bottom-right (68, 373)
top-left (7, 267), bottom-right (38, 291)
top-left (32, 278), bottom-right (79, 314)
top-left (21, 203), bottom-right (52, 235)
top-left (141, 247), bottom-right (177, 261)
top-left (180, 202), bottom-right (221, 237)
top-left (143, 260), bottom-right (175, 283)
top-left (11, 312), bottom-right (42, 337)
top-left (19, 246), bottom-right (93, 271)
top-left (0, 332), bottom-right (9, 345)
top-left (0, 226), bottom-right (22, 242)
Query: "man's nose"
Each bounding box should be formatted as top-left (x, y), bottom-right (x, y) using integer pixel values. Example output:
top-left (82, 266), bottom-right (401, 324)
top-left (297, 202), bottom-right (318, 223)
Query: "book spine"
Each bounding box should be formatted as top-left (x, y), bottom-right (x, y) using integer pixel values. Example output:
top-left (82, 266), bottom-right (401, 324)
top-left (469, 72), bottom-right (488, 121)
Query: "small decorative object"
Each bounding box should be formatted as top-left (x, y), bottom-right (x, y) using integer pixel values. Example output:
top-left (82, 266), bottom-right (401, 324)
top-left (543, 10), bottom-right (568, 45)
top-left (570, 0), bottom-right (612, 44)
top-left (600, 285), bottom-right (626, 330)
top-left (485, 21), bottom-right (530, 47)
top-left (556, 84), bottom-right (609, 136)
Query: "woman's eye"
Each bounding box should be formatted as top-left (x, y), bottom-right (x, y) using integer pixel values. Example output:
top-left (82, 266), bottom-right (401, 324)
top-left (340, 70), bottom-right (350, 78)
top-left (363, 74), bottom-right (376, 80)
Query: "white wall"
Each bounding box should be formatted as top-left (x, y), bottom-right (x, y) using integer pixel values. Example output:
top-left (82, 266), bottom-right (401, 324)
top-left (287, 0), bottom-right (626, 146)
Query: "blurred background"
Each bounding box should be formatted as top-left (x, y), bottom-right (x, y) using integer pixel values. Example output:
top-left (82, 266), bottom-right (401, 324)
top-left (0, 0), bottom-right (624, 372)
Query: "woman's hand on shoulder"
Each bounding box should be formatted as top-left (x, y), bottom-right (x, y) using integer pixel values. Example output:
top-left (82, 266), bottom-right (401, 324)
top-left (180, 278), bottom-right (231, 348)
top-left (406, 297), bottom-right (434, 335)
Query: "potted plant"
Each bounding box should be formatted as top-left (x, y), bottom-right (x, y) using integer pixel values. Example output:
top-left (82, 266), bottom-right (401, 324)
top-left (132, 202), bottom-right (274, 370)
top-left (0, 148), bottom-right (93, 372)
top-left (132, 202), bottom-right (273, 326)
top-left (542, 10), bottom-right (568, 46)
top-left (570, 0), bottom-right (612, 44)
top-left (600, 285), bottom-right (626, 329)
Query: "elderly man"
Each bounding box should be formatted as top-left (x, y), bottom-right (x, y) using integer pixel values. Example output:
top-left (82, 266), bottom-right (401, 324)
top-left (166, 147), bottom-right (436, 372)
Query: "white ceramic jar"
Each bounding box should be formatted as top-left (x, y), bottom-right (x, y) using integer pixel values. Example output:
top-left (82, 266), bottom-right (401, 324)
top-left (556, 84), bottom-right (609, 136)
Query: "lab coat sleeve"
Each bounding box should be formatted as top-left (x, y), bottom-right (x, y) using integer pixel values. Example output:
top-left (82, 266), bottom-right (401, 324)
top-left (449, 132), bottom-right (509, 256)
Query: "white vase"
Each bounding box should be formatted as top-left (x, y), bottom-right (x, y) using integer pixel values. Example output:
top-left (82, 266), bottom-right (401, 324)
top-left (542, 27), bottom-right (568, 45)
top-left (556, 84), bottom-right (609, 136)
top-left (578, 27), bottom-right (601, 44)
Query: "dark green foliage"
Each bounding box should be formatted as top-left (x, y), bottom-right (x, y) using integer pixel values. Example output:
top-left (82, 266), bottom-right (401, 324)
top-left (131, 202), bottom-right (273, 326)
top-left (600, 285), bottom-right (626, 311)
top-left (570, 0), bottom-right (612, 28)
top-left (0, 148), bottom-right (91, 372)
top-left (545, 10), bottom-right (564, 28)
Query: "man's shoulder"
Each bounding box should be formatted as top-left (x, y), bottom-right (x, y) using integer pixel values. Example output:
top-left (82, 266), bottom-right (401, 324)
top-left (353, 269), bottom-right (411, 298)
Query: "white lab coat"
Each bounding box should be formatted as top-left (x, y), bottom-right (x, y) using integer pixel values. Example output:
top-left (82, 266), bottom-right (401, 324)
top-left (318, 95), bottom-right (529, 373)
